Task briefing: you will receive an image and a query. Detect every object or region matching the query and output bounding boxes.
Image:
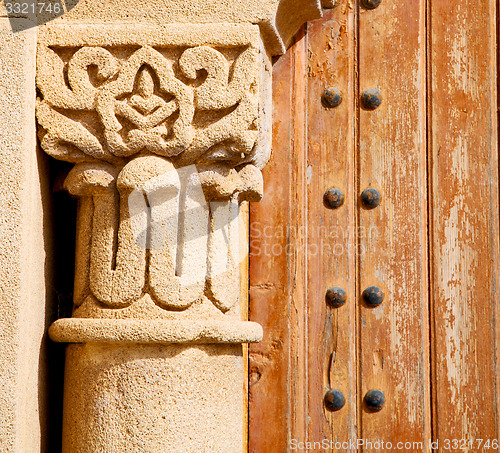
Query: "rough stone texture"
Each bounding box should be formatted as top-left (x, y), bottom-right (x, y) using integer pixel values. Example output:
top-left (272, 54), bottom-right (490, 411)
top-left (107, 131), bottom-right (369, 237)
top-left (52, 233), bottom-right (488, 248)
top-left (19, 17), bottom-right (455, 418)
top-left (55, 157), bottom-right (260, 318)
top-left (62, 343), bottom-right (245, 453)
top-left (9, 1), bottom-right (323, 451)
top-left (48, 0), bottom-right (323, 55)
top-left (49, 318), bottom-right (263, 344)
top-left (37, 24), bottom-right (267, 168)
top-left (37, 23), bottom-right (271, 325)
top-left (0, 18), bottom-right (49, 453)
top-left (35, 16), bottom-right (276, 452)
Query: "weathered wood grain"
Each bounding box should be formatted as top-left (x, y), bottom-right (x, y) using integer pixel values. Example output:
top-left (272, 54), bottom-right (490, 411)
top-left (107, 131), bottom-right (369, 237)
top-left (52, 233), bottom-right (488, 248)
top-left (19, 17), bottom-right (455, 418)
top-left (248, 47), bottom-right (293, 453)
top-left (357, 0), bottom-right (431, 450)
top-left (249, 1), bottom-right (500, 450)
top-left (429, 0), bottom-right (500, 449)
top-left (306, 2), bottom-right (358, 447)
top-left (248, 31), bottom-right (308, 452)
top-left (288, 29), bottom-right (309, 447)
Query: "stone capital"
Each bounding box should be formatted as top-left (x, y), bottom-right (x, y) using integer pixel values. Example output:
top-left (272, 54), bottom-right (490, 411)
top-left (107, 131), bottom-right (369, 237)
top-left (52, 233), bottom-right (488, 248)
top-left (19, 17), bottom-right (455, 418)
top-left (34, 1), bottom-right (324, 451)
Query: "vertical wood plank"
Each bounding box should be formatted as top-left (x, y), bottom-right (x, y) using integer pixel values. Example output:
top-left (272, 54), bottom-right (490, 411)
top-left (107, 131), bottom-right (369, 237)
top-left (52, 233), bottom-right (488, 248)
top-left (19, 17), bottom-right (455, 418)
top-left (248, 32), bottom-right (308, 452)
top-left (305, 1), bottom-right (358, 446)
top-left (429, 0), bottom-right (500, 448)
top-left (357, 0), bottom-right (431, 449)
top-left (288, 29), bottom-right (309, 447)
top-left (248, 48), bottom-right (293, 453)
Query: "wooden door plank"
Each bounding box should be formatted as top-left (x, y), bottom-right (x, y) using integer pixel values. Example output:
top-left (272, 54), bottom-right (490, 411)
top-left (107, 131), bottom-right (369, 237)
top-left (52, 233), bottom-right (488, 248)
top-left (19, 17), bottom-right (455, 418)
top-left (305, 1), bottom-right (358, 447)
top-left (429, 0), bottom-right (500, 448)
top-left (248, 45), bottom-right (293, 453)
top-left (288, 29), bottom-right (309, 447)
top-left (357, 0), bottom-right (431, 450)
top-left (248, 31), bottom-right (308, 452)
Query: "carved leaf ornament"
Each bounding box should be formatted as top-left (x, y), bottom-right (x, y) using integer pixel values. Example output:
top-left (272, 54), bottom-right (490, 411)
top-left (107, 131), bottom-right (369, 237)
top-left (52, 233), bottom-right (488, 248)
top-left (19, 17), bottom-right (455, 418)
top-left (37, 30), bottom-right (265, 313)
top-left (37, 44), bottom-right (259, 165)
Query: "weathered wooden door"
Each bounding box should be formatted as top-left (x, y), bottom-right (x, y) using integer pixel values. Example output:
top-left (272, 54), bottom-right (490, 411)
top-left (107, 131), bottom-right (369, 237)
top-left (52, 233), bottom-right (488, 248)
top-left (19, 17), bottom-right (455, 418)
top-left (248, 0), bottom-right (500, 451)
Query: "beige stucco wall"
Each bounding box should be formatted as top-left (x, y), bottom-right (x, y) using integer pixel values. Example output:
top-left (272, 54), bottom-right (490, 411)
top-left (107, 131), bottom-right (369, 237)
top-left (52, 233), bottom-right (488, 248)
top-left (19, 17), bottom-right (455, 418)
top-left (0, 18), bottom-right (52, 452)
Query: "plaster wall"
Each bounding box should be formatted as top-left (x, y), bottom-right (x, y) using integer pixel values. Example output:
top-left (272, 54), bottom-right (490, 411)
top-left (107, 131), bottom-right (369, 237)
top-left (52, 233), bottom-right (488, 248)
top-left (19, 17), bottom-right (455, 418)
top-left (0, 18), bottom-right (51, 453)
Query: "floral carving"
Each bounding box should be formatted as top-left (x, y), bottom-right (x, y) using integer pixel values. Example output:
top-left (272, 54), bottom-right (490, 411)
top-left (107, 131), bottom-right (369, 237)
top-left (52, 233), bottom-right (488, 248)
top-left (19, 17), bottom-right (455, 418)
top-left (36, 26), bottom-right (266, 315)
top-left (36, 43), bottom-right (259, 167)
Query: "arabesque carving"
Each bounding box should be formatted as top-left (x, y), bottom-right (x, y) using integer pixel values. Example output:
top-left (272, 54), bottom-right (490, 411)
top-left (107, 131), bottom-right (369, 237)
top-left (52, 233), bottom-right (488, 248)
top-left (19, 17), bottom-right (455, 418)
top-left (37, 24), bottom-right (268, 319)
top-left (37, 44), bottom-right (259, 165)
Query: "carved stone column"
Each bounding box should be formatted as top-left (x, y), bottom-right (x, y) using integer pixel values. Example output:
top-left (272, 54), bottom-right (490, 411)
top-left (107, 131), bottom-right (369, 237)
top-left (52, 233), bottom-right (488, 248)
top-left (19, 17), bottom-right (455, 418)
top-left (36, 2), bottom-right (324, 451)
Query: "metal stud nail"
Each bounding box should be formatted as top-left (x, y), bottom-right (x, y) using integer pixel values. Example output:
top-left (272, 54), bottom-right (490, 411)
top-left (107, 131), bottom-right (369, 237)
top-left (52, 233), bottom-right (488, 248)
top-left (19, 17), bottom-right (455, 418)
top-left (361, 89), bottom-right (383, 110)
top-left (322, 88), bottom-right (343, 108)
top-left (362, 286), bottom-right (384, 308)
top-left (360, 0), bottom-right (382, 9)
top-left (364, 390), bottom-right (386, 412)
top-left (324, 389), bottom-right (346, 412)
top-left (326, 287), bottom-right (347, 308)
top-left (324, 188), bottom-right (345, 209)
top-left (360, 188), bottom-right (381, 209)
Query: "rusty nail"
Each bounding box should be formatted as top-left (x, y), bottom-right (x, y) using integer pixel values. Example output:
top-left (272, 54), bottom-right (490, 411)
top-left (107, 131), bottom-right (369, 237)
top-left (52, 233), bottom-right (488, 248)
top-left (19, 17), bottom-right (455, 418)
top-left (324, 188), bottom-right (345, 209)
top-left (324, 389), bottom-right (346, 412)
top-left (322, 88), bottom-right (343, 108)
top-left (361, 89), bottom-right (382, 110)
top-left (326, 287), bottom-right (347, 308)
top-left (361, 0), bottom-right (381, 9)
top-left (360, 187), bottom-right (381, 209)
top-left (364, 390), bottom-right (386, 412)
top-left (362, 286), bottom-right (384, 308)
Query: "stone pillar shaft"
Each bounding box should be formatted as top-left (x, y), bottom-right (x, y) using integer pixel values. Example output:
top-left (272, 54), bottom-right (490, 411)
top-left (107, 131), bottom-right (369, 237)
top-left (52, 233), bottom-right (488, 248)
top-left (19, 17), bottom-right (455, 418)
top-left (35, 2), bottom-right (325, 451)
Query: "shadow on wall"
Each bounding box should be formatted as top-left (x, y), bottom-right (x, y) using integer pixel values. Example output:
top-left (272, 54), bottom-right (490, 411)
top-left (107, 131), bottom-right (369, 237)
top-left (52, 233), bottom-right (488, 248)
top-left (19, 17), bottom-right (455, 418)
top-left (4, 0), bottom-right (80, 32)
top-left (39, 156), bottom-right (77, 453)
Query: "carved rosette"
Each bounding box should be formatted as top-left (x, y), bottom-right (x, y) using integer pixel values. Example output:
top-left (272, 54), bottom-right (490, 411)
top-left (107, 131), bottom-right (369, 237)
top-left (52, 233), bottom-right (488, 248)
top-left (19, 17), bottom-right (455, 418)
top-left (38, 24), bottom-right (271, 344)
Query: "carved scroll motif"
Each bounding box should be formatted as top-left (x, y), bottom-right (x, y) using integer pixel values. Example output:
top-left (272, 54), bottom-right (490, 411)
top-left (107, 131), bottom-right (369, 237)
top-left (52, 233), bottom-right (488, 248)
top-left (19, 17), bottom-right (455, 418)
top-left (36, 28), bottom-right (266, 314)
top-left (37, 44), bottom-right (259, 166)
